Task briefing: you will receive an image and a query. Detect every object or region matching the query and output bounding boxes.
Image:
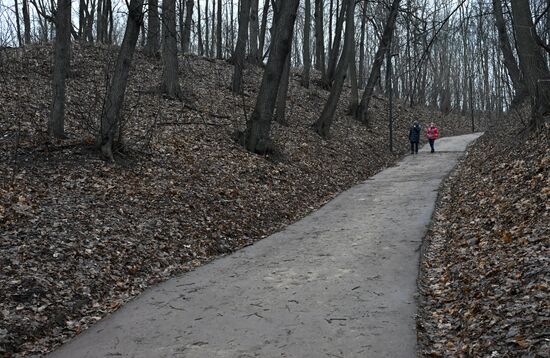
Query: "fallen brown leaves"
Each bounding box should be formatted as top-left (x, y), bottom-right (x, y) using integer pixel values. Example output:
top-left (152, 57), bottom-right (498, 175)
top-left (1, 44), bottom-right (474, 356)
top-left (417, 115), bottom-right (549, 357)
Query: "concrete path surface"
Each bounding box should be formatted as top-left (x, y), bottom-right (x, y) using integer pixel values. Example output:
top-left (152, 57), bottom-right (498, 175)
top-left (50, 133), bottom-right (483, 358)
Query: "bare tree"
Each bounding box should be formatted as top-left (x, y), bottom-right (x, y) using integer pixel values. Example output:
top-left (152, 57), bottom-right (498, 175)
top-left (241, 0), bottom-right (300, 154)
top-left (355, 0), bottom-right (401, 125)
top-left (145, 0), bottom-right (160, 56)
top-left (22, 0), bottom-right (31, 43)
top-left (249, 0), bottom-right (260, 63)
top-left (99, 0), bottom-right (144, 160)
top-left (182, 0), bottom-right (194, 52)
top-left (313, 0), bottom-right (354, 137)
top-left (301, 0), bottom-right (312, 88)
top-left (232, 0), bottom-right (251, 93)
top-left (314, 0), bottom-right (326, 77)
top-left (161, 0), bottom-right (183, 99)
top-left (216, 0), bottom-right (222, 58)
top-left (258, 0), bottom-right (270, 59)
top-left (49, 0), bottom-right (71, 139)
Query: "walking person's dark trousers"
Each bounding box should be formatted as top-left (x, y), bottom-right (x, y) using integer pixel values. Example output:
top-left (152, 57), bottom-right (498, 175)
top-left (429, 139), bottom-right (435, 152)
top-left (410, 141), bottom-right (418, 154)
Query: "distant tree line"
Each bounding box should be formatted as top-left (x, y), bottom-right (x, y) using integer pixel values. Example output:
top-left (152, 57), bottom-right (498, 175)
top-left (1, 0), bottom-right (548, 157)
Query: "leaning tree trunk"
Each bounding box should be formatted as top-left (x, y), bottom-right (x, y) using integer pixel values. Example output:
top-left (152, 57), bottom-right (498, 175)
top-left (182, 0), bottom-right (194, 52)
top-left (231, 0), bottom-right (251, 93)
top-left (49, 0), bottom-right (71, 139)
top-left (301, 0), bottom-right (312, 88)
top-left (313, 0), bottom-right (354, 137)
top-left (258, 0), bottom-right (270, 60)
top-left (493, 0), bottom-right (528, 107)
top-left (511, 0), bottom-right (550, 130)
top-left (161, 0), bottom-right (183, 99)
top-left (241, 0), bottom-right (300, 154)
top-left (99, 0), bottom-right (144, 160)
top-left (324, 0), bottom-right (347, 87)
top-left (145, 0), bottom-right (160, 56)
top-left (355, 0), bottom-right (401, 125)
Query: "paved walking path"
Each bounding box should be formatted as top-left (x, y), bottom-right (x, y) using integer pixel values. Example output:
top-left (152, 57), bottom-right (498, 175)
top-left (50, 133), bottom-right (483, 358)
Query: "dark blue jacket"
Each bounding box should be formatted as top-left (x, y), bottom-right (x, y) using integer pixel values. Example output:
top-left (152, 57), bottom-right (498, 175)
top-left (409, 124), bottom-right (421, 143)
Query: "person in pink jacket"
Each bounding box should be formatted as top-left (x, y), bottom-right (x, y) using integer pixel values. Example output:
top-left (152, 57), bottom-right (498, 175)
top-left (426, 122), bottom-right (439, 153)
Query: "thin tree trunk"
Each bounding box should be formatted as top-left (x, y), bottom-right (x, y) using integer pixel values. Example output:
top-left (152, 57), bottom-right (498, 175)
top-left (301, 0), bottom-right (311, 88)
top-left (182, 0), bottom-right (194, 52)
top-left (99, 0), bottom-right (144, 160)
top-left (197, 0), bottom-right (204, 55)
top-left (22, 0), bottom-right (31, 43)
top-left (359, 0), bottom-right (366, 88)
top-left (146, 0), bottom-right (160, 56)
top-left (314, 0), bottom-right (354, 137)
top-left (324, 0), bottom-right (347, 86)
top-left (241, 0), bottom-right (300, 154)
top-left (216, 0), bottom-right (222, 58)
top-left (275, 48), bottom-right (292, 124)
top-left (258, 0), bottom-right (269, 59)
top-left (249, 0), bottom-right (259, 63)
top-left (205, 0), bottom-right (209, 56)
top-left (314, 0), bottom-right (326, 77)
top-left (162, 0), bottom-right (183, 99)
top-left (49, 0), bottom-right (71, 139)
top-left (211, 0), bottom-right (216, 56)
top-left (348, 43), bottom-right (358, 114)
top-left (232, 0), bottom-right (251, 93)
top-left (356, 0), bottom-right (401, 125)
top-left (14, 0), bottom-right (22, 46)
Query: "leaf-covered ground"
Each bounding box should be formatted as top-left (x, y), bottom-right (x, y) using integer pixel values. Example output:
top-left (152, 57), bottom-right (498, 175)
top-left (0, 44), bottom-right (475, 356)
top-left (417, 117), bottom-right (549, 357)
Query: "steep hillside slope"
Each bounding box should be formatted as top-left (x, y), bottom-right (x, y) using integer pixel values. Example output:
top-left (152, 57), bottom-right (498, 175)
top-left (0, 44), bottom-right (475, 356)
top-left (418, 119), bottom-right (549, 356)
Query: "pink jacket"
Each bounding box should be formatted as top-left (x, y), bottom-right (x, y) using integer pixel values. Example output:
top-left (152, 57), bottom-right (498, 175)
top-left (427, 126), bottom-right (439, 140)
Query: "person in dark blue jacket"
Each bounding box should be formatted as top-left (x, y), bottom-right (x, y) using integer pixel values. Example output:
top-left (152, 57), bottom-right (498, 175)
top-left (409, 121), bottom-right (421, 154)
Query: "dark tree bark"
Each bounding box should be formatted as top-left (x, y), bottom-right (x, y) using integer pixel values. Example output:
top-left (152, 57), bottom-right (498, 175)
top-left (182, 0), bottom-right (194, 52)
top-left (492, 0), bottom-right (528, 107)
top-left (99, 0), bottom-right (144, 160)
top-left (348, 43), bottom-right (358, 114)
top-left (241, 0), bottom-right (300, 154)
top-left (161, 0), bottom-right (183, 99)
top-left (356, 0), bottom-right (401, 125)
top-left (324, 0), bottom-right (347, 86)
top-left (258, 0), bottom-right (270, 59)
top-left (205, 0), bottom-right (209, 56)
top-left (210, 0), bottom-right (216, 56)
top-left (178, 0), bottom-right (184, 50)
top-left (22, 0), bottom-right (31, 43)
top-left (511, 0), bottom-right (550, 130)
top-left (49, 0), bottom-right (71, 139)
top-left (301, 0), bottom-right (312, 88)
top-left (197, 0), bottom-right (204, 55)
top-left (216, 0), bottom-right (222, 58)
top-left (232, 0), bottom-right (251, 93)
top-left (313, 0), bottom-right (354, 137)
top-left (359, 0), bottom-right (366, 88)
top-left (146, 0), bottom-right (160, 56)
top-left (15, 0), bottom-right (22, 46)
top-left (249, 0), bottom-right (259, 63)
top-left (314, 0), bottom-right (326, 77)
top-left (275, 48), bottom-right (291, 125)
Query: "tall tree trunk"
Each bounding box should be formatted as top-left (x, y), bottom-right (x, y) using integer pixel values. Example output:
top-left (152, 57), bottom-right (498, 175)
top-left (162, 0), bottom-right (183, 99)
top-left (314, 0), bottom-right (326, 77)
top-left (14, 0), bottom-right (22, 46)
top-left (241, 0), bottom-right (300, 154)
top-left (492, 0), bottom-right (528, 107)
top-left (359, 0), bottom-right (366, 89)
top-left (205, 0), bottom-right (209, 56)
top-left (97, 0), bottom-right (103, 42)
top-left (22, 0), bottom-right (31, 43)
top-left (258, 0), bottom-right (270, 60)
top-left (355, 0), bottom-right (401, 125)
top-left (197, 0), bottom-right (204, 55)
top-left (232, 0), bottom-right (251, 93)
top-left (211, 0), bottom-right (216, 57)
top-left (99, 0), bottom-right (144, 160)
top-left (324, 0), bottom-right (347, 86)
top-left (275, 48), bottom-right (292, 125)
top-left (348, 43), bottom-right (358, 114)
top-left (216, 0), bottom-right (222, 58)
top-left (178, 0), bottom-right (184, 50)
top-left (49, 0), bottom-right (71, 139)
top-left (182, 0), bottom-right (194, 52)
top-left (249, 0), bottom-right (259, 63)
top-left (146, 0), bottom-right (160, 56)
top-left (511, 0), bottom-right (550, 130)
top-left (314, 0), bottom-right (354, 137)
top-left (301, 0), bottom-right (312, 88)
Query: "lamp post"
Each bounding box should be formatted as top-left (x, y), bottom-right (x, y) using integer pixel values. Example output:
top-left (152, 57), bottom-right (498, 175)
top-left (386, 50), bottom-right (399, 153)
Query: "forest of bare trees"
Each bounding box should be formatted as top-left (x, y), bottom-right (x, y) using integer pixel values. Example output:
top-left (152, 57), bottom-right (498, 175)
top-left (0, 0), bottom-right (549, 154)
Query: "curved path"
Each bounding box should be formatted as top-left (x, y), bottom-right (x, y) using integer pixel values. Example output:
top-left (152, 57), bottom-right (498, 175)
top-left (50, 133), bottom-right (483, 358)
